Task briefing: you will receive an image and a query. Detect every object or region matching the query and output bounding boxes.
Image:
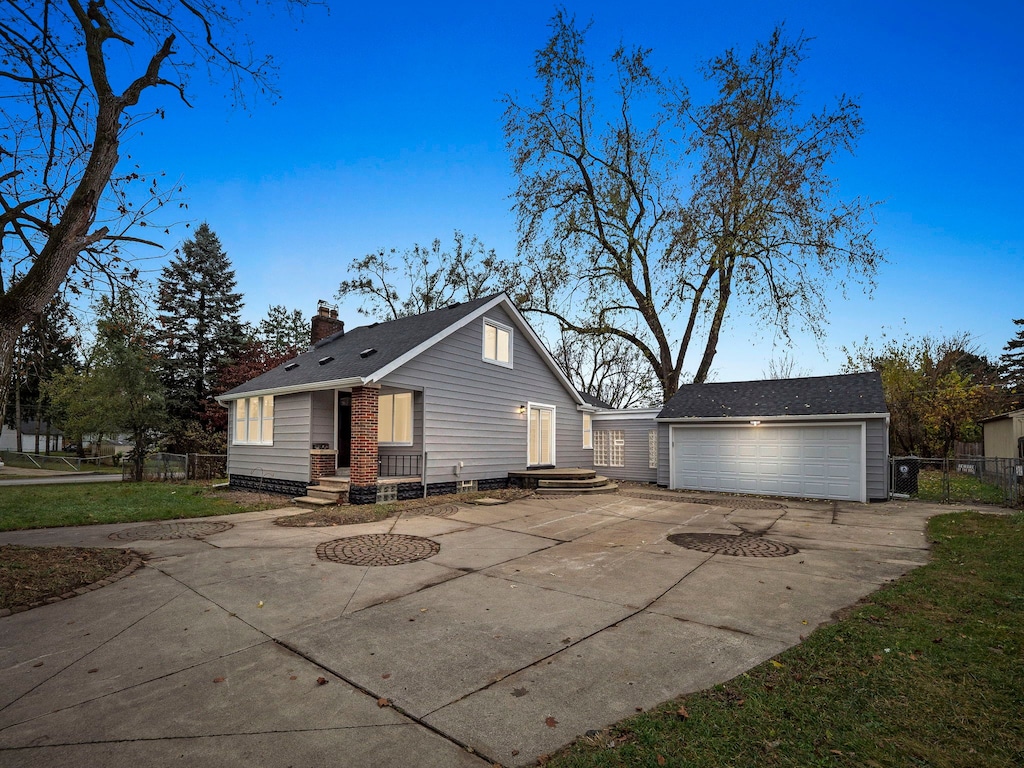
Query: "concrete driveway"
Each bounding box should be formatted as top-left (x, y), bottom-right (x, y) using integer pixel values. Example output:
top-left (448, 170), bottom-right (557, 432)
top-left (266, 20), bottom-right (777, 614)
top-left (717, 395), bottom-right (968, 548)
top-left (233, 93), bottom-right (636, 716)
top-left (0, 491), bottom-right (942, 767)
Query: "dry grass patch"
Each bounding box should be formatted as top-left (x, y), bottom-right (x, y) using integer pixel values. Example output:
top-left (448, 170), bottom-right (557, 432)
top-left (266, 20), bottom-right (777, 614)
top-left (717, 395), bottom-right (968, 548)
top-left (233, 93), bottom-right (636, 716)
top-left (0, 545), bottom-right (134, 610)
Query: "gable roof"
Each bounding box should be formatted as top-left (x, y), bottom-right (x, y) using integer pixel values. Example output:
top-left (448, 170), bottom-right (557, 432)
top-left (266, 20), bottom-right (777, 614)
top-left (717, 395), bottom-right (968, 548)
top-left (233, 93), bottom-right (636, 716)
top-left (218, 293), bottom-right (585, 405)
top-left (657, 372), bottom-right (887, 420)
top-left (979, 408), bottom-right (1024, 424)
top-left (578, 390), bottom-right (613, 409)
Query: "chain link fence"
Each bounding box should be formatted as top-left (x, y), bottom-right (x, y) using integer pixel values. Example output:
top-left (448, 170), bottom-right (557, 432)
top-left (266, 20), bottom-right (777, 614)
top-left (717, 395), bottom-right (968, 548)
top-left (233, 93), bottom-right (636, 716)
top-left (122, 453), bottom-right (227, 482)
top-left (891, 456), bottom-right (1024, 508)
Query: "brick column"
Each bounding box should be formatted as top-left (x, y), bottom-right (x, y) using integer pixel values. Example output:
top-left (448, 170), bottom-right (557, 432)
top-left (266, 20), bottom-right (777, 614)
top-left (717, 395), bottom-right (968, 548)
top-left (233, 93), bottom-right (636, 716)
top-left (349, 386), bottom-right (379, 503)
top-left (309, 450), bottom-right (338, 483)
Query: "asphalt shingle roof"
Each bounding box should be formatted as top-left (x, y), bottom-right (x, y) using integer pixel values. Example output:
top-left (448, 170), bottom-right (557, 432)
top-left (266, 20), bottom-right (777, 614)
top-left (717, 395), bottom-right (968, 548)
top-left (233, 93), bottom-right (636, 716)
top-left (657, 372), bottom-right (887, 419)
top-left (222, 294), bottom-right (501, 398)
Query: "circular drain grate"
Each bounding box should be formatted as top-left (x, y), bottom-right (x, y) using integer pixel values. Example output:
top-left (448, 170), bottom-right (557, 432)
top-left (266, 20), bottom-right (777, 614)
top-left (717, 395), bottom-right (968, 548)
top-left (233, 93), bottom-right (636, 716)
top-left (109, 521), bottom-right (233, 542)
top-left (667, 532), bottom-right (798, 557)
top-left (316, 533), bottom-right (440, 566)
top-left (620, 491), bottom-right (785, 510)
top-left (402, 504), bottom-right (460, 518)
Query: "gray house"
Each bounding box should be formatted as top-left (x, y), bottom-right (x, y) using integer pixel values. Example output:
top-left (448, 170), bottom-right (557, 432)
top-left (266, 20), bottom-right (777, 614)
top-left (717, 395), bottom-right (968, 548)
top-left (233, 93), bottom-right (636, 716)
top-left (218, 294), bottom-right (598, 503)
top-left (653, 373), bottom-right (890, 502)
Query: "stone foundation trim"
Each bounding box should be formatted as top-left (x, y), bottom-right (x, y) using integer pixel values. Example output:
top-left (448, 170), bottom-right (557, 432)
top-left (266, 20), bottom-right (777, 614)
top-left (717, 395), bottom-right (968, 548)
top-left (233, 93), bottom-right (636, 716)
top-left (229, 474), bottom-right (308, 497)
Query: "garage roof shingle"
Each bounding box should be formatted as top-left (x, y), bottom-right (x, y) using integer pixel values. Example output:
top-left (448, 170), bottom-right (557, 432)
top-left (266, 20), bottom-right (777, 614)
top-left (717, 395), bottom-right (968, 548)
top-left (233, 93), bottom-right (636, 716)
top-left (657, 372), bottom-right (887, 420)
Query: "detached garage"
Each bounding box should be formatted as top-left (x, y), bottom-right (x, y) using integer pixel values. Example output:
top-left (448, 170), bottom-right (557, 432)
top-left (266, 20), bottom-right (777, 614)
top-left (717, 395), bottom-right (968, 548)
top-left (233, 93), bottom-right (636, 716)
top-left (656, 373), bottom-right (889, 503)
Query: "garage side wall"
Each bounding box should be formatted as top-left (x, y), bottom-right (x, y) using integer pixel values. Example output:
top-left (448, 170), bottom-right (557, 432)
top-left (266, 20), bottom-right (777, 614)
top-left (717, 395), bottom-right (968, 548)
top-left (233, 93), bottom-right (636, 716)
top-left (866, 417), bottom-right (888, 501)
top-left (591, 412), bottom-right (660, 483)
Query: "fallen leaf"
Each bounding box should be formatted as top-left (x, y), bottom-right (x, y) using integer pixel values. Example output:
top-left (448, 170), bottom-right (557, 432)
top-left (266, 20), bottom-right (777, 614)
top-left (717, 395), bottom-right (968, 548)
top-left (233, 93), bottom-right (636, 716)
top-left (377, 697), bottom-right (390, 707)
top-left (770, 660), bottom-right (785, 668)
top-left (316, 677), bottom-right (328, 686)
top-left (537, 755), bottom-right (550, 765)
top-left (87, 668), bottom-right (99, 674)
top-left (382, 673), bottom-right (391, 679)
top-left (657, 756), bottom-right (667, 765)
top-left (212, 677), bottom-right (225, 683)
top-left (831, 749), bottom-right (844, 755)
top-left (544, 716), bottom-right (558, 728)
top-left (677, 705), bottom-right (689, 719)
top-left (511, 749), bottom-right (519, 756)
top-left (32, 662), bottom-right (43, 668)
top-left (511, 687), bottom-right (529, 698)
top-left (635, 706), bottom-right (644, 712)
top-left (257, 601), bottom-right (264, 608)
top-left (289, 676), bottom-right (297, 680)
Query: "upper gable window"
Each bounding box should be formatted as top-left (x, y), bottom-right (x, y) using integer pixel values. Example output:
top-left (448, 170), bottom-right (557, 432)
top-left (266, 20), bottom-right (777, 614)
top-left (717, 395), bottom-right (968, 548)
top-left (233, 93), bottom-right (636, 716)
top-left (482, 318), bottom-right (513, 368)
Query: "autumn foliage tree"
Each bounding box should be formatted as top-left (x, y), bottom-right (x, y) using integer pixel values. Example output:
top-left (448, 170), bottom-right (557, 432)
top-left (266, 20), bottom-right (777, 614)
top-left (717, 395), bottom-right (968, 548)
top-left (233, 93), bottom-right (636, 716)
top-left (502, 14), bottom-right (881, 400)
top-left (843, 333), bottom-right (1002, 457)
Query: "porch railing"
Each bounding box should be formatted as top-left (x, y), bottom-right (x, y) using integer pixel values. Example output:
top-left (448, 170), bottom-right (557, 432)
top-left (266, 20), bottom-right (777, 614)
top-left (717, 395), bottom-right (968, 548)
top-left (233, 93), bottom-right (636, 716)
top-left (379, 454), bottom-right (421, 478)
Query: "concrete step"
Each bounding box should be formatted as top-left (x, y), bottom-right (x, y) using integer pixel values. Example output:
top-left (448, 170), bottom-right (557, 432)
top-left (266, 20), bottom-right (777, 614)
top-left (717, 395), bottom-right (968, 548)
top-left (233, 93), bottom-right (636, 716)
top-left (535, 482), bottom-right (618, 496)
top-left (307, 487), bottom-right (345, 502)
top-left (291, 495), bottom-right (337, 508)
top-left (508, 468), bottom-right (598, 482)
top-left (315, 477), bottom-right (350, 491)
top-left (537, 475), bottom-right (611, 489)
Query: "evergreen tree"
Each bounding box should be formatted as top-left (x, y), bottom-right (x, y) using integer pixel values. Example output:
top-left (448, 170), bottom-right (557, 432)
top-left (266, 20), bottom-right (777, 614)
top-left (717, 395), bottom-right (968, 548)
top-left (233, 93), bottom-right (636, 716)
top-left (155, 223), bottom-right (245, 428)
top-left (3, 294), bottom-right (80, 453)
top-left (257, 305), bottom-right (308, 355)
top-left (999, 318), bottom-right (1024, 403)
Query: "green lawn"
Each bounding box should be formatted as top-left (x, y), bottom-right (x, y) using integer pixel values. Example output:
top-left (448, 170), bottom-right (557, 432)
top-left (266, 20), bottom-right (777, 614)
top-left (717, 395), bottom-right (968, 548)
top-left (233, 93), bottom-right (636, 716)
top-left (548, 511), bottom-right (1024, 768)
top-left (0, 482), bottom-right (282, 531)
top-left (917, 468), bottom-right (1006, 505)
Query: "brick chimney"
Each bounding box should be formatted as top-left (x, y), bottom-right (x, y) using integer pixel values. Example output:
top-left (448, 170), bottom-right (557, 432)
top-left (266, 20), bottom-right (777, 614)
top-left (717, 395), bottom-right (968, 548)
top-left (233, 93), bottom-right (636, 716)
top-left (311, 300), bottom-right (344, 345)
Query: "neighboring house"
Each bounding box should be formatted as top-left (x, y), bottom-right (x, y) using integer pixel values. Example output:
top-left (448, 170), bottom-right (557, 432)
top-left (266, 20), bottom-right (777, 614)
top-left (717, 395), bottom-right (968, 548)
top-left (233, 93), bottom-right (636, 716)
top-left (980, 410), bottom-right (1024, 458)
top-left (653, 373), bottom-right (890, 503)
top-left (0, 421), bottom-right (64, 453)
top-left (217, 293), bottom-right (599, 503)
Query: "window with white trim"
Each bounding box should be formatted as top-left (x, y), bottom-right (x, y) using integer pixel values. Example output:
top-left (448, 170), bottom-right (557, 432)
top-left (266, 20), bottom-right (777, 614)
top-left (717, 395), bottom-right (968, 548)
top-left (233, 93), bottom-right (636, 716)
top-left (648, 429), bottom-right (658, 469)
top-left (582, 413), bottom-right (593, 449)
top-left (482, 318), bottom-right (512, 367)
top-left (378, 392), bottom-right (413, 445)
top-left (593, 430), bottom-right (624, 467)
top-left (233, 396), bottom-right (274, 445)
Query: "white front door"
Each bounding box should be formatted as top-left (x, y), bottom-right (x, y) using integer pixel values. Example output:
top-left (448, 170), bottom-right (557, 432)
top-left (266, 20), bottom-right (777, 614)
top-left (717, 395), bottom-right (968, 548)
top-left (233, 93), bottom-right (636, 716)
top-left (528, 403), bottom-right (556, 467)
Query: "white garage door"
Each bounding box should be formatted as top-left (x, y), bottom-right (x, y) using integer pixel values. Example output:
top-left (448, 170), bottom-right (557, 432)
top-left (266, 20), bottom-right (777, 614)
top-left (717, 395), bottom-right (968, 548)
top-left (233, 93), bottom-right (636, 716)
top-left (671, 424), bottom-right (864, 502)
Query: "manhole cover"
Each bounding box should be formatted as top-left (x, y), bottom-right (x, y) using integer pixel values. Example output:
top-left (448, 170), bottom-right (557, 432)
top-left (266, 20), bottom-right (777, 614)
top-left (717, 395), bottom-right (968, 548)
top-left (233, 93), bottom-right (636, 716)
top-left (316, 534), bottom-right (440, 566)
top-left (402, 504), bottom-right (460, 518)
top-left (109, 521), bottom-right (233, 541)
top-left (667, 532), bottom-right (798, 557)
top-left (620, 491), bottom-right (785, 510)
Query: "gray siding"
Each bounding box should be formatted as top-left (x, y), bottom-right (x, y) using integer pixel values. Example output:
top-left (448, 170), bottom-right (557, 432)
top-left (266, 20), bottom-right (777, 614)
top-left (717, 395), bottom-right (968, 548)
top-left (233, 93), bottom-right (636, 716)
top-left (228, 393), bottom-right (311, 484)
top-left (657, 422), bottom-right (671, 486)
top-left (310, 390), bottom-right (334, 447)
top-left (592, 412), bottom-right (660, 483)
top-left (866, 417), bottom-right (888, 501)
top-left (380, 305), bottom-right (589, 484)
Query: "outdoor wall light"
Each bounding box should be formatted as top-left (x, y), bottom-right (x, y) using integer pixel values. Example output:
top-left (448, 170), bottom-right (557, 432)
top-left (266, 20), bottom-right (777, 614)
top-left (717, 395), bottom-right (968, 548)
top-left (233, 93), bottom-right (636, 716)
top-left (749, 420), bottom-right (761, 426)
top-left (518, 404), bottom-right (527, 414)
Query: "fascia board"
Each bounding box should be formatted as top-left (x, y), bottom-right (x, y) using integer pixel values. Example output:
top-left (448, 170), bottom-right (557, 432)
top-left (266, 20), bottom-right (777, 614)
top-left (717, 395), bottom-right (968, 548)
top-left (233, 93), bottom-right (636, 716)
top-left (215, 377), bottom-right (365, 403)
top-left (655, 412), bottom-right (890, 423)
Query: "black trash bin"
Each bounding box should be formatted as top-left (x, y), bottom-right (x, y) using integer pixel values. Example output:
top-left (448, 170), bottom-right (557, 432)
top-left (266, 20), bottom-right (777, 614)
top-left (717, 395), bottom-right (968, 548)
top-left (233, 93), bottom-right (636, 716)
top-left (893, 456), bottom-right (921, 495)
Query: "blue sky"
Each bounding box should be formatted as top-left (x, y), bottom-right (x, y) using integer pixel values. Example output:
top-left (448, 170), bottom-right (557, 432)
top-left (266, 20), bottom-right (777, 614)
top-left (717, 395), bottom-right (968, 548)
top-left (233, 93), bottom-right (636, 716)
top-left (127, 0), bottom-right (1022, 381)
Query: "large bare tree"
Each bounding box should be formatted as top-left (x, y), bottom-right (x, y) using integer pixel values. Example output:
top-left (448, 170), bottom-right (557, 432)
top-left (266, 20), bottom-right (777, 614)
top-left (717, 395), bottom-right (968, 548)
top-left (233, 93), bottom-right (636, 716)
top-left (502, 13), bottom-right (882, 400)
top-left (0, 0), bottom-right (320, 431)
